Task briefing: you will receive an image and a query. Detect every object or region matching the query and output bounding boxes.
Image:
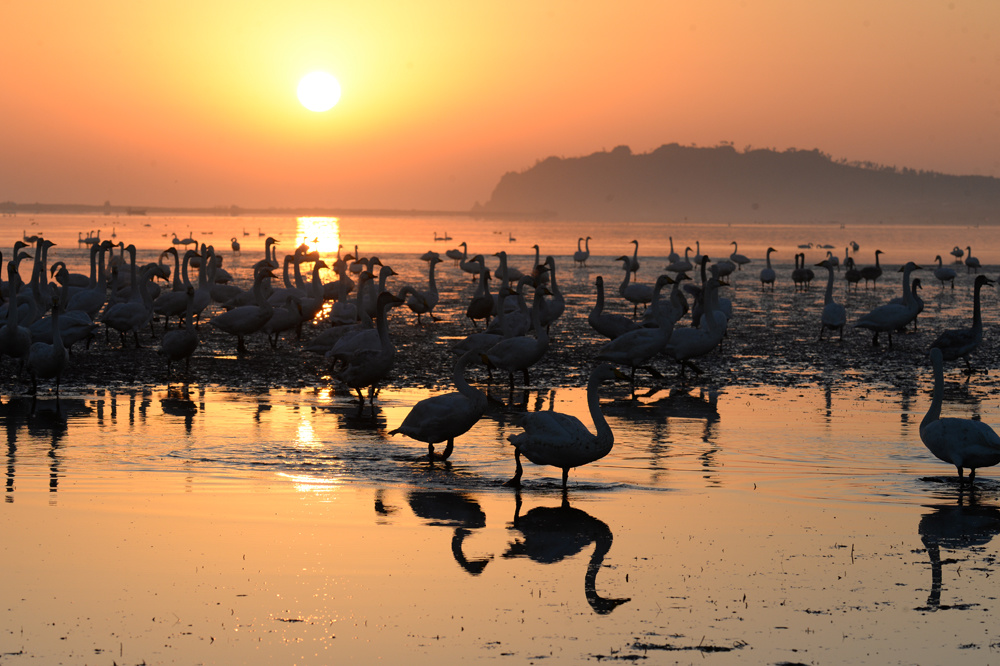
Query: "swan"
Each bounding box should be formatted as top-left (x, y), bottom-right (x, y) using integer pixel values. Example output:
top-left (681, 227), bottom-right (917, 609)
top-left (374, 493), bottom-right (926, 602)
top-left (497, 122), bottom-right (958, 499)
top-left (388, 350), bottom-right (487, 460)
top-left (664, 276), bottom-right (727, 377)
top-left (0, 261), bottom-right (31, 370)
top-left (964, 246), bottom-right (980, 274)
top-left (398, 256), bottom-right (441, 324)
top-left (26, 296), bottom-right (68, 394)
top-left (860, 249), bottom-right (884, 288)
top-left (158, 286), bottom-right (199, 373)
top-left (625, 239), bottom-right (640, 274)
top-left (692, 241), bottom-right (703, 266)
top-left (465, 259), bottom-right (493, 329)
top-left (950, 245), bottom-right (964, 261)
top-left (615, 256), bottom-right (654, 316)
top-left (729, 241), bottom-right (751, 270)
top-left (930, 274), bottom-right (993, 373)
top-left (504, 495), bottom-right (630, 614)
top-left (791, 252), bottom-right (812, 291)
top-left (816, 259), bottom-right (846, 341)
top-left (588, 276), bottom-right (640, 340)
top-left (209, 267), bottom-right (276, 354)
top-left (263, 294), bottom-right (304, 348)
top-left (920, 347), bottom-right (1000, 482)
top-left (844, 256), bottom-right (861, 291)
top-left (933, 255), bottom-right (957, 289)
top-left (854, 261), bottom-right (921, 347)
top-left (596, 276), bottom-right (675, 386)
top-left (445, 243), bottom-right (466, 261)
top-left (667, 236), bottom-right (680, 265)
top-left (152, 248), bottom-right (198, 329)
top-left (573, 236), bottom-right (591, 266)
top-left (483, 286), bottom-right (550, 387)
top-left (102, 246), bottom-right (162, 347)
top-left (459, 244), bottom-right (484, 280)
top-left (230, 237), bottom-right (240, 253)
top-left (665, 246), bottom-right (693, 274)
top-left (29, 268), bottom-right (98, 351)
top-left (333, 291), bottom-right (406, 408)
top-left (759, 247), bottom-right (776, 290)
top-left (536, 256), bottom-right (565, 332)
top-left (824, 250), bottom-right (839, 270)
top-left (505, 363), bottom-right (626, 490)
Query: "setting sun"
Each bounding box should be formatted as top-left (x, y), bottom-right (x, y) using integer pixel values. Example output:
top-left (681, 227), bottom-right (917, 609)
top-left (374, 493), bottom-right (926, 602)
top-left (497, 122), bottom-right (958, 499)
top-left (297, 71), bottom-right (341, 112)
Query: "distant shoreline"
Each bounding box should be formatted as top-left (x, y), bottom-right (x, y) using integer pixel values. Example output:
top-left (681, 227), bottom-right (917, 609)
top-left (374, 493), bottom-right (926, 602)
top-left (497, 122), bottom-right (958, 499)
top-left (0, 201), bottom-right (546, 220)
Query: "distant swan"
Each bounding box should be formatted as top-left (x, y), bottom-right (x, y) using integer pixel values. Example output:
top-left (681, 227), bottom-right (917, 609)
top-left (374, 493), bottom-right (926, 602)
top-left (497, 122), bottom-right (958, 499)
top-left (933, 255), bottom-right (957, 289)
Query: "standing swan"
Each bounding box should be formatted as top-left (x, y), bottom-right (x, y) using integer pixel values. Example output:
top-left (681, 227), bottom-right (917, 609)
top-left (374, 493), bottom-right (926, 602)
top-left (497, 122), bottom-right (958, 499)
top-left (933, 255), bottom-right (957, 289)
top-left (930, 274), bottom-right (994, 373)
top-left (817, 259), bottom-right (846, 341)
top-left (626, 239), bottom-right (640, 275)
top-left (729, 241), bottom-right (751, 270)
top-left (759, 247), bottom-right (776, 290)
top-left (965, 246), bottom-right (980, 274)
top-left (860, 249), bottom-right (884, 289)
top-left (389, 350), bottom-right (487, 460)
top-left (573, 236), bottom-right (591, 267)
top-left (920, 347), bottom-right (1000, 482)
top-left (505, 363), bottom-right (626, 490)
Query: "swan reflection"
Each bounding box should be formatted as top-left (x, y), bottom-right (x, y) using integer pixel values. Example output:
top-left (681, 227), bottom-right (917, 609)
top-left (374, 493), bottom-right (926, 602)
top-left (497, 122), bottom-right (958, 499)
top-left (160, 385), bottom-right (198, 432)
top-left (504, 492), bottom-right (630, 614)
top-left (918, 493), bottom-right (1000, 610)
top-left (408, 490), bottom-right (492, 575)
top-left (1, 396), bottom-right (90, 499)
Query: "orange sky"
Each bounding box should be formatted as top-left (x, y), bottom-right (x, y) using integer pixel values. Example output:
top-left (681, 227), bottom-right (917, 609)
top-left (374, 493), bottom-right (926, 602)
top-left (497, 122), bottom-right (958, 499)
top-left (3, 1), bottom-right (999, 210)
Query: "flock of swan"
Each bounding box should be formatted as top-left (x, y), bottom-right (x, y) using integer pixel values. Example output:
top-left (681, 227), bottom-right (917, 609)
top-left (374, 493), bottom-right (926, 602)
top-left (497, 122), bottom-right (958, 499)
top-left (1, 232), bottom-right (999, 488)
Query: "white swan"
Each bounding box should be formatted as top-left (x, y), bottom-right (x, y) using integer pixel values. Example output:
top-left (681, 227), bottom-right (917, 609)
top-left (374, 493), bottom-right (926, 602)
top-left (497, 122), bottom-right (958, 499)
top-left (615, 255), bottom-right (653, 316)
top-left (484, 286), bottom-right (550, 387)
top-left (664, 277), bottom-right (727, 377)
top-left (505, 363), bottom-right (626, 489)
top-left (665, 246), bottom-right (693, 274)
top-left (860, 249), bottom-right (884, 288)
top-left (930, 274), bottom-right (993, 373)
top-left (536, 256), bottom-right (564, 332)
top-left (389, 350), bottom-right (487, 460)
top-left (399, 257), bottom-right (441, 324)
top-left (596, 277), bottom-right (675, 386)
top-left (667, 236), bottom-right (680, 265)
top-left (27, 296), bottom-right (68, 394)
top-left (626, 239), bottom-right (640, 274)
top-left (588, 276), bottom-right (640, 339)
top-left (333, 291), bottom-right (405, 408)
top-left (964, 246), bottom-right (980, 274)
top-left (933, 255), bottom-right (957, 289)
top-left (573, 236), bottom-right (591, 266)
top-left (465, 258), bottom-right (493, 328)
top-left (921, 347), bottom-right (1000, 482)
top-left (158, 286), bottom-right (199, 373)
top-left (854, 261), bottom-right (921, 347)
top-left (816, 259), bottom-right (846, 341)
top-left (729, 241), bottom-right (750, 270)
top-left (759, 247), bottom-right (776, 290)
top-left (209, 267), bottom-right (276, 354)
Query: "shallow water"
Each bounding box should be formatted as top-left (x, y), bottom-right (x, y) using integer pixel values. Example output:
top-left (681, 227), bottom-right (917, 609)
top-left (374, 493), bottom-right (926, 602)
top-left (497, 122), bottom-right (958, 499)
top-left (3, 214), bottom-right (1000, 663)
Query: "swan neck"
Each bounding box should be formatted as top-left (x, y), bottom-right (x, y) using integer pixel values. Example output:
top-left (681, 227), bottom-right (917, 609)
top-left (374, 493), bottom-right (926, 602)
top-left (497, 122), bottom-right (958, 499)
top-left (922, 356), bottom-right (943, 429)
top-left (587, 371), bottom-right (614, 447)
top-left (824, 265), bottom-right (835, 303)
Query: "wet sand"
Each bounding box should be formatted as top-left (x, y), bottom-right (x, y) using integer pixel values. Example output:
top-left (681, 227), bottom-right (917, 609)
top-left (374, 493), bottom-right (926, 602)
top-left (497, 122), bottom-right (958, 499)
top-left (3, 248), bottom-right (1000, 663)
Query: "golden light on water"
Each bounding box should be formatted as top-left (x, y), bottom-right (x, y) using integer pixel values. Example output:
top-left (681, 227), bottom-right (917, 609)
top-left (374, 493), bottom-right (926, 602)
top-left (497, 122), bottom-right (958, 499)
top-left (296, 216), bottom-right (341, 254)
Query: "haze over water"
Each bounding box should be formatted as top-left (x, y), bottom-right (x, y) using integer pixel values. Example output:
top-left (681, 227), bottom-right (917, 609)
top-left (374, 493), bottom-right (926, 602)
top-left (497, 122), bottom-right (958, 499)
top-left (2, 212), bottom-right (1000, 663)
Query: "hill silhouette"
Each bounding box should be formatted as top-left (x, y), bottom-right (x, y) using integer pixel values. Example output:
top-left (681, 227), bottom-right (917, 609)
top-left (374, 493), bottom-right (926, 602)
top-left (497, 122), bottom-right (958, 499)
top-left (477, 143), bottom-right (1000, 223)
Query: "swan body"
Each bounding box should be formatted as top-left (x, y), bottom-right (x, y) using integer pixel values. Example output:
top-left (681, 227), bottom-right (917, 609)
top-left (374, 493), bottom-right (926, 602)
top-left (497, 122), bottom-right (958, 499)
top-left (333, 291), bottom-right (405, 406)
top-left (399, 257), bottom-right (441, 323)
top-left (573, 236), bottom-right (591, 266)
top-left (817, 259), bottom-right (846, 340)
top-left (597, 277), bottom-right (675, 385)
top-left (664, 277), bottom-right (727, 376)
top-left (209, 267), bottom-right (276, 353)
top-left (921, 347), bottom-right (1000, 482)
top-left (27, 297), bottom-right (68, 394)
top-left (666, 246), bottom-right (693, 273)
top-left (759, 247), bottom-right (776, 290)
top-left (860, 249), bottom-right (883, 288)
top-left (484, 287), bottom-right (550, 386)
top-left (933, 255), bottom-right (957, 288)
top-left (588, 276), bottom-right (640, 339)
top-left (616, 256), bottom-right (654, 315)
top-left (158, 286), bottom-right (199, 372)
top-left (729, 241), bottom-right (750, 270)
top-left (506, 363), bottom-right (625, 489)
top-left (965, 246), bottom-right (980, 273)
top-left (854, 261), bottom-right (921, 346)
top-left (389, 350), bottom-right (487, 460)
top-left (930, 275), bottom-right (993, 372)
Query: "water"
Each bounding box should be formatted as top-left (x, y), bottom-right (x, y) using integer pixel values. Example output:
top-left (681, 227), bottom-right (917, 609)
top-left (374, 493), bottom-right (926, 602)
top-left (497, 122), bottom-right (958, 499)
top-left (2, 213), bottom-right (1000, 663)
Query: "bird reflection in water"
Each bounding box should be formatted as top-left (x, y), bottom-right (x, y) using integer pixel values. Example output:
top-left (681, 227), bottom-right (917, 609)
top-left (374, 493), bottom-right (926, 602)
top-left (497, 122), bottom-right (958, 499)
top-left (504, 491), bottom-right (630, 614)
top-left (628, 386), bottom-right (722, 484)
top-left (160, 384), bottom-right (199, 433)
top-left (408, 490), bottom-right (492, 575)
top-left (918, 491), bottom-right (1000, 610)
top-left (1, 396), bottom-right (88, 500)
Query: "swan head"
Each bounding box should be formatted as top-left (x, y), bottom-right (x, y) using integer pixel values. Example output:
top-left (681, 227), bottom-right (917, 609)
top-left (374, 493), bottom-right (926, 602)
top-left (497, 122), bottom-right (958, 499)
top-left (897, 261), bottom-right (922, 272)
top-left (975, 275), bottom-right (995, 288)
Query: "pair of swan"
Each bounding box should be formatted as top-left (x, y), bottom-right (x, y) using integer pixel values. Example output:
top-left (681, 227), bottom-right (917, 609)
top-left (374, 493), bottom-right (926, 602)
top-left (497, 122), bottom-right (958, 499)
top-left (573, 237), bottom-right (591, 266)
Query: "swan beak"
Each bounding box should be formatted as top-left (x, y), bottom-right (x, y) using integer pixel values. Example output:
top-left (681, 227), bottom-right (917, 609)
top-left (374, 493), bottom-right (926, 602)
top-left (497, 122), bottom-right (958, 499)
top-left (612, 368), bottom-right (629, 380)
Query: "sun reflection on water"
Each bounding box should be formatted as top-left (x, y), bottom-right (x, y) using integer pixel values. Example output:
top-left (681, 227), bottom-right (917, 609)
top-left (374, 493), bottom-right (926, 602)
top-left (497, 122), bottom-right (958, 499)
top-left (296, 216), bottom-right (340, 254)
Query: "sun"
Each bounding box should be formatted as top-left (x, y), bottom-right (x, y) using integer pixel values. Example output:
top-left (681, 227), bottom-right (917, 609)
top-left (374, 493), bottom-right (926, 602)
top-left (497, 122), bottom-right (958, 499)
top-left (297, 71), bottom-right (341, 112)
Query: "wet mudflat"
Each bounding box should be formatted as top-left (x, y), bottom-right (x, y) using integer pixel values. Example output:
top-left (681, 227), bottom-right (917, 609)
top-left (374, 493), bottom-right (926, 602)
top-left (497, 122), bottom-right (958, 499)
top-left (3, 242), bottom-right (1000, 664)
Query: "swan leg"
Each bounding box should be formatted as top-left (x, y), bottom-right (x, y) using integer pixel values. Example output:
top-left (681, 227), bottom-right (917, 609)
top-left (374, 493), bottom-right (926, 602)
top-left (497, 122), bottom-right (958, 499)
top-left (561, 467), bottom-right (570, 490)
top-left (440, 438), bottom-right (455, 460)
top-left (504, 449), bottom-right (523, 488)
